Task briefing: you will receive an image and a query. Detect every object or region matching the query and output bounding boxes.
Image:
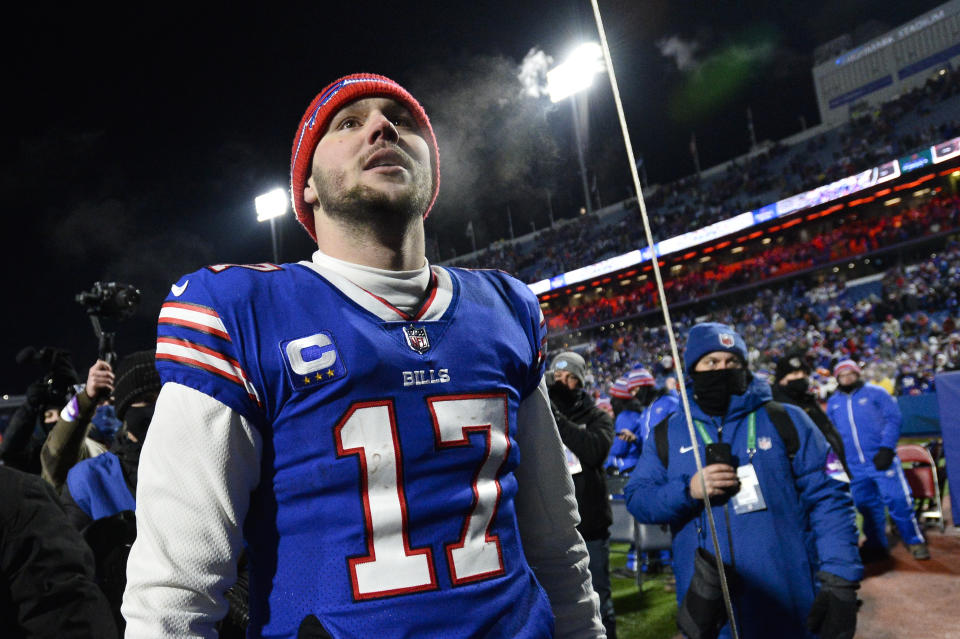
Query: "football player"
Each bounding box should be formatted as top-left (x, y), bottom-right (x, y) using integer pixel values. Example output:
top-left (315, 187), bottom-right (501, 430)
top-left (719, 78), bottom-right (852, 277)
top-left (122, 74), bottom-right (605, 639)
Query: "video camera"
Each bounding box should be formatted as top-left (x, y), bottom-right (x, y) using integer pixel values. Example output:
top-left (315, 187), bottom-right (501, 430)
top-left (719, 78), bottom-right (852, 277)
top-left (15, 346), bottom-right (79, 408)
top-left (75, 282), bottom-right (141, 367)
top-left (75, 282), bottom-right (141, 321)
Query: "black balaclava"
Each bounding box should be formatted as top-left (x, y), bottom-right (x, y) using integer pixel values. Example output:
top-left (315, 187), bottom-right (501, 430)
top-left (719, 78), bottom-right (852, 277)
top-left (692, 368), bottom-right (750, 416)
top-left (548, 380), bottom-right (579, 411)
top-left (123, 404), bottom-right (155, 443)
top-left (780, 378), bottom-right (811, 403)
top-left (634, 386), bottom-right (654, 407)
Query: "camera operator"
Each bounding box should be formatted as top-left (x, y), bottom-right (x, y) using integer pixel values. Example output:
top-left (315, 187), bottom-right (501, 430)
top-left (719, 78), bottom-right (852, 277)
top-left (58, 350), bottom-right (161, 636)
top-left (40, 359), bottom-right (116, 491)
top-left (548, 352), bottom-right (617, 639)
top-left (0, 350), bottom-right (79, 474)
top-left (60, 350), bottom-right (160, 531)
top-left (625, 323), bottom-right (862, 639)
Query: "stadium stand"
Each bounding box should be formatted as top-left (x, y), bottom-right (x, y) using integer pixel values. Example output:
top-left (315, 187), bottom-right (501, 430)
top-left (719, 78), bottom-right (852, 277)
top-left (445, 66), bottom-right (960, 285)
top-left (439, 66), bottom-right (960, 405)
top-left (549, 236), bottom-right (960, 403)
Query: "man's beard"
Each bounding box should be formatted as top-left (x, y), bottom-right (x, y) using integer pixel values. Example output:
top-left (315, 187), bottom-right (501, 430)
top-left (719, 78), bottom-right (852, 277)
top-left (312, 160), bottom-right (431, 234)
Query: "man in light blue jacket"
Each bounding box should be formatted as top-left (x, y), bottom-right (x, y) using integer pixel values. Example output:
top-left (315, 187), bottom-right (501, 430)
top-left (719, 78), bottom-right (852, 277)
top-left (825, 359), bottom-right (929, 560)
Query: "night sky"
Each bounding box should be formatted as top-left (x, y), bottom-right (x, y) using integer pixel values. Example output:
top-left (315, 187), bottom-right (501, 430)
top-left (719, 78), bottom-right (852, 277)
top-left (1, 0), bottom-right (945, 392)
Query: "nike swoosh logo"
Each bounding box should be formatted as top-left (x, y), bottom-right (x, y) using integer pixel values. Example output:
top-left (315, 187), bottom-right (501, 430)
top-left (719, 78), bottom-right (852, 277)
top-left (679, 445), bottom-right (694, 454)
top-left (171, 280), bottom-right (189, 297)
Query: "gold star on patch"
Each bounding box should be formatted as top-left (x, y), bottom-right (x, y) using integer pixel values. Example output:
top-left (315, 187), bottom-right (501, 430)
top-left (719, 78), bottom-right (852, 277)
top-left (303, 376), bottom-right (311, 384)
top-left (315, 372), bottom-right (323, 381)
top-left (326, 368), bottom-right (334, 377)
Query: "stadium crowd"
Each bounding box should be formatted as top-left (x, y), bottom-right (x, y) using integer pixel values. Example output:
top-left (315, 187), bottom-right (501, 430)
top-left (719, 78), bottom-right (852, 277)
top-left (450, 65), bottom-right (960, 283)
top-left (559, 240), bottom-right (960, 403)
top-left (545, 193), bottom-right (960, 332)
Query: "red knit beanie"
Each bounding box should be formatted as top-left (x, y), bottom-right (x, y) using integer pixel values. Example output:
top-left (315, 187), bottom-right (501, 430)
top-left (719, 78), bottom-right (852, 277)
top-left (833, 359), bottom-right (862, 378)
top-left (290, 73), bottom-right (440, 242)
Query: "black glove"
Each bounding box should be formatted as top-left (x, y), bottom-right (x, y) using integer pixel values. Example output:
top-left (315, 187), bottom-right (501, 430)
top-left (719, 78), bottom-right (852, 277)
top-left (807, 571), bottom-right (859, 639)
top-left (873, 447), bottom-right (895, 471)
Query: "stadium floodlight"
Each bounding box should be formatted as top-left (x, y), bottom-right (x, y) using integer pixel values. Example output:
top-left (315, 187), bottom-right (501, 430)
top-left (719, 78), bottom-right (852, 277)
top-left (255, 188), bottom-right (288, 222)
top-left (546, 42), bottom-right (604, 214)
top-left (546, 42), bottom-right (604, 103)
top-left (255, 188), bottom-right (288, 263)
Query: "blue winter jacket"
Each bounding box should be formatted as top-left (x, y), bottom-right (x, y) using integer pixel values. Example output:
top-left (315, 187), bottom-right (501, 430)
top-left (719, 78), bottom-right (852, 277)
top-left (625, 376), bottom-right (862, 639)
top-left (825, 381), bottom-right (901, 471)
top-left (639, 391), bottom-right (679, 442)
top-left (606, 408), bottom-right (643, 473)
top-left (606, 392), bottom-right (679, 473)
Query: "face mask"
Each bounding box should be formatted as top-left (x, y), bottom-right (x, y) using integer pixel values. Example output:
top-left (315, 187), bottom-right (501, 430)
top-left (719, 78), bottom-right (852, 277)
top-left (548, 381), bottom-right (578, 409)
top-left (634, 386), bottom-right (653, 406)
top-left (91, 404), bottom-right (123, 442)
top-left (692, 369), bottom-right (749, 416)
top-left (838, 379), bottom-right (863, 394)
top-left (124, 404), bottom-right (155, 443)
top-left (781, 378), bottom-right (810, 402)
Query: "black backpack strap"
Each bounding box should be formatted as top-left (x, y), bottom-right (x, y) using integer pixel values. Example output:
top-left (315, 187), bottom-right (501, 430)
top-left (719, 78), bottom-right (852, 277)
top-left (653, 417), bottom-right (671, 469)
top-left (764, 400), bottom-right (799, 460)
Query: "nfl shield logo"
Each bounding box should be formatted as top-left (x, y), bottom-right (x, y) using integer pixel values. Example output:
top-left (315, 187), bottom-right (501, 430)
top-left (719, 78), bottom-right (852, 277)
top-left (758, 436), bottom-right (772, 450)
top-left (719, 333), bottom-right (735, 348)
top-left (403, 325), bottom-right (430, 354)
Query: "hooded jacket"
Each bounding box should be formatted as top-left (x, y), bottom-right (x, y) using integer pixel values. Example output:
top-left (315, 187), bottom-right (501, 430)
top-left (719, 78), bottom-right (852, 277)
top-left (61, 436), bottom-right (142, 532)
top-left (624, 376), bottom-right (862, 638)
top-left (825, 381), bottom-right (901, 471)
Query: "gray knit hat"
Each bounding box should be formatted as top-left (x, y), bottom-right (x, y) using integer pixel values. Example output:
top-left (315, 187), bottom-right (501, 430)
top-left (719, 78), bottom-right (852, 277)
top-left (549, 352), bottom-right (587, 386)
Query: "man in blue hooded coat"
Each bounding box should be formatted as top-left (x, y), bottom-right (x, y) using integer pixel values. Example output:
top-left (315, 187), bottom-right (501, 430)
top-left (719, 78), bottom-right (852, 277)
top-left (625, 322), bottom-right (862, 639)
top-left (825, 359), bottom-right (929, 560)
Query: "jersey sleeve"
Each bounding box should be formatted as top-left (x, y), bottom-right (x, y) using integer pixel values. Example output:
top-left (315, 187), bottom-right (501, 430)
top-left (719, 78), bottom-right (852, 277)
top-left (122, 383), bottom-right (263, 638)
top-left (489, 271), bottom-right (547, 400)
top-left (155, 271), bottom-right (264, 422)
top-left (514, 378), bottom-right (605, 638)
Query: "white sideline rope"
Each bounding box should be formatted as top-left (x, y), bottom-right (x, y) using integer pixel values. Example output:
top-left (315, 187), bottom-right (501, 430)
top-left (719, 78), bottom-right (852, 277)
top-left (588, 2), bottom-right (740, 636)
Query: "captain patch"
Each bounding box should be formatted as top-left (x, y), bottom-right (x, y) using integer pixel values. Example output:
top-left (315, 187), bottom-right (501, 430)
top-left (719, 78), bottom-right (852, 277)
top-left (280, 332), bottom-right (347, 391)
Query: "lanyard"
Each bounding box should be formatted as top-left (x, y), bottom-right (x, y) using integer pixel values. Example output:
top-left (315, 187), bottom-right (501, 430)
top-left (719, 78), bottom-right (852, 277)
top-left (694, 412), bottom-right (758, 459)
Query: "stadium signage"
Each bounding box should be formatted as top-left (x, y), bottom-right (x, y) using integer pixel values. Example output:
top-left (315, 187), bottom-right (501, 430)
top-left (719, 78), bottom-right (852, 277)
top-left (899, 149), bottom-right (933, 173)
top-left (657, 212), bottom-right (754, 256)
top-left (528, 136), bottom-right (956, 297)
top-left (774, 161), bottom-right (899, 218)
top-left (932, 137), bottom-right (960, 164)
top-left (833, 7), bottom-right (950, 68)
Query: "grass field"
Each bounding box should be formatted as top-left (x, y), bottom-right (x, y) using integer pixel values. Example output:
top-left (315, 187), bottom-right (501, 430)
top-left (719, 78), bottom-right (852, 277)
top-left (609, 543), bottom-right (679, 639)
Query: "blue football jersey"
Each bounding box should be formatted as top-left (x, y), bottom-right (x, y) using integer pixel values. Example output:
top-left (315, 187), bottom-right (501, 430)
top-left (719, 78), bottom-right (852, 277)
top-left (155, 261), bottom-right (553, 639)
